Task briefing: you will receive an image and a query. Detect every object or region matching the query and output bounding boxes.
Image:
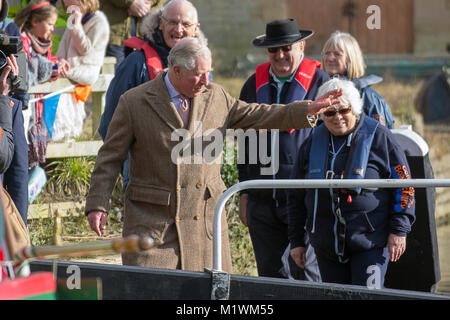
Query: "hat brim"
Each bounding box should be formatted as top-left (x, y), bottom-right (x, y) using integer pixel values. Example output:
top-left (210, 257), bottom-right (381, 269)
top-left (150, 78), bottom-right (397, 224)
top-left (252, 30), bottom-right (314, 48)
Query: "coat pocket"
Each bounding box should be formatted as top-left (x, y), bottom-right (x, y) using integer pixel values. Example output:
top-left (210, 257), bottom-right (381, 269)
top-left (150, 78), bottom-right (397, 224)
top-left (204, 178), bottom-right (227, 240)
top-left (124, 184), bottom-right (172, 242)
top-left (127, 183), bottom-right (171, 206)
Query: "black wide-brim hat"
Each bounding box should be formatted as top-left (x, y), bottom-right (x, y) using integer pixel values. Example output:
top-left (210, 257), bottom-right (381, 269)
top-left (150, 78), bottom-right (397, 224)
top-left (252, 18), bottom-right (314, 48)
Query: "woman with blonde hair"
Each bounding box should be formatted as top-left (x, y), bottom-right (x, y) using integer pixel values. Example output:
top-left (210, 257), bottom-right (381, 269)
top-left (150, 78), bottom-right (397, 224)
top-left (56, 0), bottom-right (109, 85)
top-left (321, 31), bottom-right (395, 128)
top-left (49, 0), bottom-right (109, 141)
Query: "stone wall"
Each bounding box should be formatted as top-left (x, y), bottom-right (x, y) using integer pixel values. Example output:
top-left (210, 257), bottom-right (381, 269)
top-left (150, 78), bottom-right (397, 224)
top-left (413, 0), bottom-right (450, 55)
top-left (191, 0), bottom-right (449, 75)
top-left (191, 0), bottom-right (288, 76)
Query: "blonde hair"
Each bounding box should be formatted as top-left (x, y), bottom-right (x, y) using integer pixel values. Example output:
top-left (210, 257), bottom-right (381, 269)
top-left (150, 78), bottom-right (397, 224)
top-left (62, 0), bottom-right (100, 14)
top-left (321, 31), bottom-right (366, 79)
top-left (15, 0), bottom-right (58, 32)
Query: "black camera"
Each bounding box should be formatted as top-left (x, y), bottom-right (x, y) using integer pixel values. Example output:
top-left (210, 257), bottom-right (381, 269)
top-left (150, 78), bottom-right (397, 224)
top-left (0, 33), bottom-right (28, 93)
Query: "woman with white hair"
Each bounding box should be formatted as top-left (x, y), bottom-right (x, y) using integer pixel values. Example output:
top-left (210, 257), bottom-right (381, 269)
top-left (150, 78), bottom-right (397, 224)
top-left (322, 31), bottom-right (395, 129)
top-left (287, 78), bottom-right (415, 287)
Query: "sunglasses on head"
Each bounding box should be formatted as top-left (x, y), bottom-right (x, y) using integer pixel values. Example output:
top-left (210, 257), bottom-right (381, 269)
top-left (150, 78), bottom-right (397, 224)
top-left (323, 107), bottom-right (352, 117)
top-left (267, 45), bottom-right (292, 53)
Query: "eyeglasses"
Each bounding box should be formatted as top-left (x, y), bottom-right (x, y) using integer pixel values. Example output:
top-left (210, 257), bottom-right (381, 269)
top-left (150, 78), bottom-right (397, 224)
top-left (267, 45), bottom-right (292, 53)
top-left (161, 16), bottom-right (196, 29)
top-left (323, 107), bottom-right (352, 117)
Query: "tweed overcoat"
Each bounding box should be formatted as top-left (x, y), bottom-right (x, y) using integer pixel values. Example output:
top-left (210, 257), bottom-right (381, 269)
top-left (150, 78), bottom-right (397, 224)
top-left (84, 72), bottom-right (313, 272)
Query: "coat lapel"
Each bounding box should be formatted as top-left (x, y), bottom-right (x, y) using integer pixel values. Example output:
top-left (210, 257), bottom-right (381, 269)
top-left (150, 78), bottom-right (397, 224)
top-left (145, 72), bottom-right (184, 130)
top-left (188, 88), bottom-right (211, 131)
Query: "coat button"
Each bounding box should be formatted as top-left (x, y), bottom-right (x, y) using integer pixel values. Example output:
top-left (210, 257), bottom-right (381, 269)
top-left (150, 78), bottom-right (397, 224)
top-left (196, 182), bottom-right (203, 189)
top-left (194, 214), bottom-right (200, 220)
top-left (176, 185), bottom-right (181, 192)
top-left (175, 217), bottom-right (180, 223)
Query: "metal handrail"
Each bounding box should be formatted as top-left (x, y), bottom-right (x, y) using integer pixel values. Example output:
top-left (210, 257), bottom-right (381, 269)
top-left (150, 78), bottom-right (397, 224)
top-left (212, 178), bottom-right (450, 271)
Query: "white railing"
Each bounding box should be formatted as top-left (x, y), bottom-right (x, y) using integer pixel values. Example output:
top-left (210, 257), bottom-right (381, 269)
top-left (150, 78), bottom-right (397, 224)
top-left (212, 178), bottom-right (450, 271)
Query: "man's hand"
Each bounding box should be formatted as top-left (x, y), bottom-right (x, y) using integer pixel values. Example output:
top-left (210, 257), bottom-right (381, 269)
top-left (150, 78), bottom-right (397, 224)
top-left (87, 210), bottom-right (108, 236)
top-left (0, 55), bottom-right (18, 95)
top-left (307, 89), bottom-right (343, 116)
top-left (128, 0), bottom-right (152, 18)
top-left (290, 246), bottom-right (306, 269)
top-left (388, 233), bottom-right (406, 262)
top-left (239, 194), bottom-right (248, 227)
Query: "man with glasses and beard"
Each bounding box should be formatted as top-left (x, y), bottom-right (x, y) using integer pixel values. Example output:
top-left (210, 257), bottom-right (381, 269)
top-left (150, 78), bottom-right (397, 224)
top-left (237, 19), bottom-right (329, 280)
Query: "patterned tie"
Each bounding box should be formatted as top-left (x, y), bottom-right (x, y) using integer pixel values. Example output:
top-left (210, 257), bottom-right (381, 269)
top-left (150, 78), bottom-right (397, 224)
top-left (178, 95), bottom-right (190, 128)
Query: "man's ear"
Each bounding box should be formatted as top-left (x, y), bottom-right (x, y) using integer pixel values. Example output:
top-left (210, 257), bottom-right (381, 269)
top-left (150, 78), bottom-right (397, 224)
top-left (158, 16), bottom-right (163, 31)
top-left (194, 22), bottom-right (200, 34)
top-left (173, 65), bottom-right (182, 77)
top-left (299, 40), bottom-right (306, 51)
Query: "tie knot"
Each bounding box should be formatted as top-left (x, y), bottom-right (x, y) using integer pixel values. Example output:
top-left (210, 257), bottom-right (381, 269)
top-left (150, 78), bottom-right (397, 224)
top-left (179, 95), bottom-right (189, 111)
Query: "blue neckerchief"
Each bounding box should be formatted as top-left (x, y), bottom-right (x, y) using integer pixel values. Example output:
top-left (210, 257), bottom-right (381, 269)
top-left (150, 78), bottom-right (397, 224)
top-left (82, 13), bottom-right (94, 25)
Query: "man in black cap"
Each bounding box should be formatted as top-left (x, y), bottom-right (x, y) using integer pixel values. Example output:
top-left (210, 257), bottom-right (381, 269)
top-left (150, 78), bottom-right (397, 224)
top-left (237, 18), bottom-right (329, 280)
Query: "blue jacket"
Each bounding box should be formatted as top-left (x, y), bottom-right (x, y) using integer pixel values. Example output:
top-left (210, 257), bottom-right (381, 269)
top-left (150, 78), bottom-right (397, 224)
top-left (287, 114), bottom-right (415, 262)
top-left (99, 49), bottom-right (152, 140)
top-left (237, 63), bottom-right (329, 204)
top-left (1, 97), bottom-right (28, 225)
top-left (0, 95), bottom-right (13, 172)
top-left (352, 75), bottom-right (395, 129)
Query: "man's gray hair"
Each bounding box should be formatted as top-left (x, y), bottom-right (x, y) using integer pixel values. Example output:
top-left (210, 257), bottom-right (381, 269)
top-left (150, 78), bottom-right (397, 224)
top-left (317, 78), bottom-right (363, 118)
top-left (168, 37), bottom-right (211, 71)
top-left (162, 0), bottom-right (198, 24)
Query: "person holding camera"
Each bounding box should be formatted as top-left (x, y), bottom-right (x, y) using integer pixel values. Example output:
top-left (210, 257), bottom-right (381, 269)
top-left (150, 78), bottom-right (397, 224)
top-left (0, 0), bottom-right (29, 226)
top-left (0, 54), bottom-right (19, 173)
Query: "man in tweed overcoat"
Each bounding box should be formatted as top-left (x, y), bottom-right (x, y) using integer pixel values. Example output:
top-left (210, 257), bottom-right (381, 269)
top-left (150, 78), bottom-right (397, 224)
top-left (85, 37), bottom-right (340, 273)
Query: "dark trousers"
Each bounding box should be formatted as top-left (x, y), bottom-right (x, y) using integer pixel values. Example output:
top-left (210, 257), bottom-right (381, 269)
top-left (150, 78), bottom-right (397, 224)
top-left (316, 246), bottom-right (390, 287)
top-left (247, 196), bottom-right (305, 279)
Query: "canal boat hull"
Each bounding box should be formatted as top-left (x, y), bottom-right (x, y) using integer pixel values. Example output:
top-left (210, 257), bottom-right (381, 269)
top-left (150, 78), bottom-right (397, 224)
top-left (30, 260), bottom-right (449, 300)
